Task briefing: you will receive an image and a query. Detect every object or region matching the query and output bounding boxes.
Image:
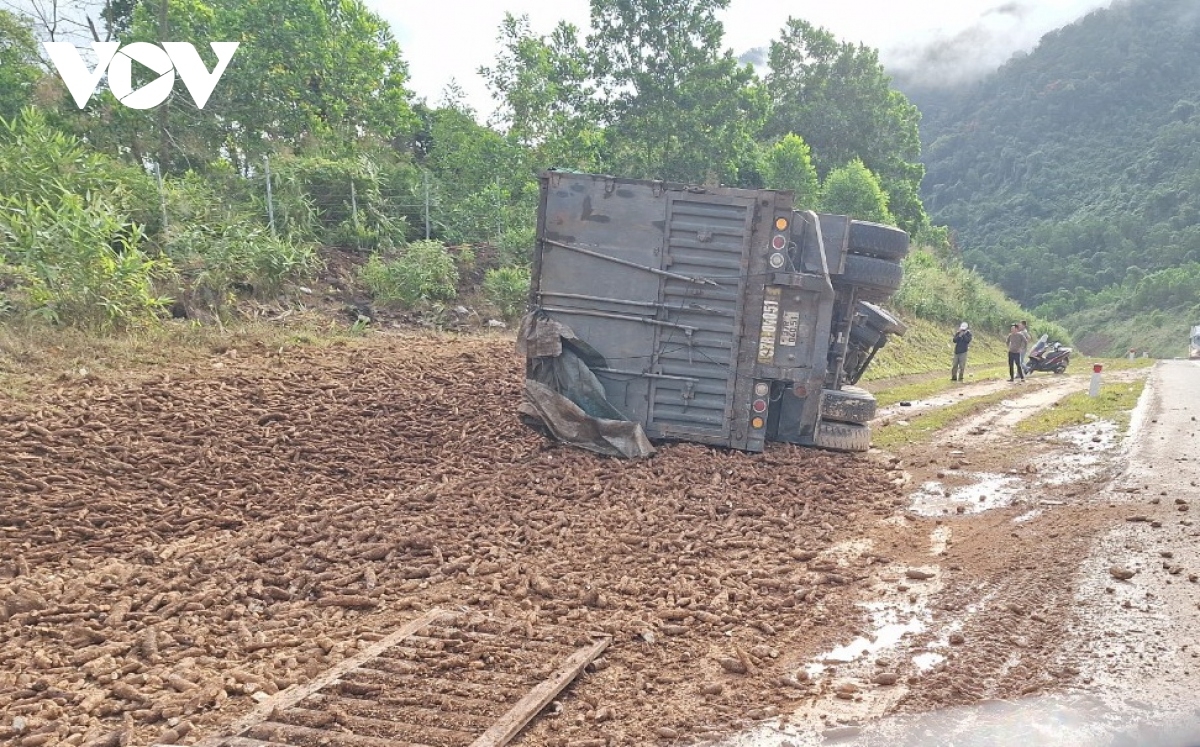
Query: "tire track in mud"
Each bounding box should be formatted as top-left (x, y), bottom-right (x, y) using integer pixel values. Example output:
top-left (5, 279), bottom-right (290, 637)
top-left (0, 335), bottom-right (913, 746)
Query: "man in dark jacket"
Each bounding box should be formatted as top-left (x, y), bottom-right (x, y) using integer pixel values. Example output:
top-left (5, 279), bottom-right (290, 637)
top-left (952, 322), bottom-right (972, 381)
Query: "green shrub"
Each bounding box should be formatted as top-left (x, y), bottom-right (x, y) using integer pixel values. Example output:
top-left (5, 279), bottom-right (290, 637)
top-left (0, 108), bottom-right (159, 230)
top-left (0, 191), bottom-right (171, 329)
top-left (483, 266), bottom-right (530, 320)
top-left (167, 222), bottom-right (319, 301)
top-left (268, 154), bottom-right (415, 250)
top-left (360, 240), bottom-right (458, 306)
top-left (159, 172), bottom-right (319, 302)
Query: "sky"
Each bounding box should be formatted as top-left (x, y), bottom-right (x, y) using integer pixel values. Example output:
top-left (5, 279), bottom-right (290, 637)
top-left (372, 0), bottom-right (1114, 119)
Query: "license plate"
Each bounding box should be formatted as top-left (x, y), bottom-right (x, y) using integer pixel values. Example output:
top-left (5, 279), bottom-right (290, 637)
top-left (779, 311), bottom-right (800, 347)
top-left (758, 287), bottom-right (781, 363)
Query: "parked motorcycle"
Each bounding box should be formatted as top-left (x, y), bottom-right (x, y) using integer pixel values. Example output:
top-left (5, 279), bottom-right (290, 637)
top-left (1024, 334), bottom-right (1071, 374)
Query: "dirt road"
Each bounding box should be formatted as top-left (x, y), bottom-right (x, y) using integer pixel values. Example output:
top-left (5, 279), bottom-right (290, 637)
top-left (0, 337), bottom-right (1194, 747)
top-left (734, 360), bottom-right (1200, 746)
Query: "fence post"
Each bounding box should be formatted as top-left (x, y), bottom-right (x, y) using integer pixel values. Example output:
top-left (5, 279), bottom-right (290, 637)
top-left (423, 169), bottom-right (431, 240)
top-left (263, 155), bottom-right (276, 236)
top-left (495, 175), bottom-right (502, 244)
top-left (350, 178), bottom-right (359, 251)
top-left (154, 162), bottom-right (168, 234)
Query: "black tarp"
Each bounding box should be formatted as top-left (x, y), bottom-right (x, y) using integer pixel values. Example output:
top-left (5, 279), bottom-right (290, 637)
top-left (516, 312), bottom-right (654, 459)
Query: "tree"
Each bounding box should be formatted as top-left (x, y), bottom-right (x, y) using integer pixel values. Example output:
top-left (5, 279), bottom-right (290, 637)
top-left (766, 18), bottom-right (925, 231)
top-left (0, 10), bottom-right (41, 121)
top-left (586, 0), bottom-right (767, 184)
top-left (414, 92), bottom-right (534, 245)
top-left (761, 133), bottom-right (819, 207)
top-left (78, 0), bottom-right (419, 172)
top-left (480, 13), bottom-right (601, 171)
top-left (820, 158), bottom-right (893, 224)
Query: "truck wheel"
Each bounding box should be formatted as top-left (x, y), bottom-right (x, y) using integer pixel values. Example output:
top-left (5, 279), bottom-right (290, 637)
top-left (812, 419), bottom-right (872, 452)
top-left (834, 254), bottom-right (903, 300)
top-left (849, 220), bottom-right (909, 260)
top-left (856, 301), bottom-right (907, 336)
top-left (821, 386), bottom-right (877, 424)
top-left (850, 324), bottom-right (885, 349)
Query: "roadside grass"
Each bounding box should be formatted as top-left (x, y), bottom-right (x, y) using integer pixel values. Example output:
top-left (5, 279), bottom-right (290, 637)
top-left (869, 364), bottom-right (1010, 408)
top-left (1083, 356), bottom-right (1155, 374)
top-left (1015, 380), bottom-right (1146, 437)
top-left (869, 387), bottom-right (1018, 451)
top-left (859, 316), bottom-right (1008, 381)
top-left (860, 311), bottom-right (1155, 450)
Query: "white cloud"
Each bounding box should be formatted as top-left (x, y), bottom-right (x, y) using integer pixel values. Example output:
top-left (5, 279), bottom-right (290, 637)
top-left (378, 0), bottom-right (1114, 116)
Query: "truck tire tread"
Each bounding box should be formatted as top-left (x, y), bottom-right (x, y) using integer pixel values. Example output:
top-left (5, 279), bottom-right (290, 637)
top-left (821, 387), bottom-right (877, 424)
top-left (834, 254), bottom-right (903, 298)
top-left (812, 419), bottom-right (872, 452)
top-left (848, 220), bottom-right (909, 260)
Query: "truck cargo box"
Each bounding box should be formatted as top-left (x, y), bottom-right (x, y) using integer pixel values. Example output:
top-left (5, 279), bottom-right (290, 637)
top-left (518, 170), bottom-right (908, 456)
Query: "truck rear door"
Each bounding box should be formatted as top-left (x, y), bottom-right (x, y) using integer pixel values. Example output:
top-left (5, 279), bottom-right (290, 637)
top-left (532, 173), bottom-right (761, 449)
top-left (644, 191), bottom-right (757, 445)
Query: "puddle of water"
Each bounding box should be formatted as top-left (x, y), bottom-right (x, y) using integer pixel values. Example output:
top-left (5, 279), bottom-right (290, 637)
top-left (822, 538), bottom-right (875, 561)
top-left (1043, 451), bottom-right (1107, 485)
top-left (806, 618), bottom-right (925, 678)
top-left (1055, 420), bottom-right (1119, 450)
top-left (909, 472), bottom-right (1024, 516)
top-left (1014, 508), bottom-right (1042, 523)
top-left (929, 525), bottom-right (952, 554)
top-left (913, 651), bottom-right (946, 671)
top-left (804, 598), bottom-right (931, 678)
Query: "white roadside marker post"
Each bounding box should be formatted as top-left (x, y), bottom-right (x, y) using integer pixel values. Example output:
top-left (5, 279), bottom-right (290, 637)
top-left (1089, 362), bottom-right (1103, 398)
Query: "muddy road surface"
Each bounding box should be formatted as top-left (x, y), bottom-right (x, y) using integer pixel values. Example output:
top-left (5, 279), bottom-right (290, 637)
top-left (0, 337), bottom-right (1195, 747)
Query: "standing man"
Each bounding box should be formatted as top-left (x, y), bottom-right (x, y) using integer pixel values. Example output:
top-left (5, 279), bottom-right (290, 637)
top-left (951, 322), bottom-right (972, 381)
top-left (1007, 324), bottom-right (1027, 382)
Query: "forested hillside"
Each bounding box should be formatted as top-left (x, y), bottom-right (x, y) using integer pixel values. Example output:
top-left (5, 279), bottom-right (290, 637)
top-left (0, 0), bottom-right (935, 331)
top-left (903, 0), bottom-right (1200, 356)
top-left (0, 0), bottom-right (1059, 350)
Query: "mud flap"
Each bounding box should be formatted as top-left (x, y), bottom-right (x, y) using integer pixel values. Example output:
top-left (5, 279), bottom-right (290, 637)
top-left (517, 313), bottom-right (655, 459)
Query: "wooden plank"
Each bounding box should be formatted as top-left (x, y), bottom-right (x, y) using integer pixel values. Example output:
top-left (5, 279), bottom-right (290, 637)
top-left (469, 636), bottom-right (610, 747)
top-left (151, 739), bottom-right (288, 747)
top-left (246, 721), bottom-right (434, 747)
top-left (194, 608), bottom-right (446, 747)
top-left (276, 706), bottom-right (477, 743)
top-left (218, 739), bottom-right (294, 747)
top-left (304, 692), bottom-right (496, 730)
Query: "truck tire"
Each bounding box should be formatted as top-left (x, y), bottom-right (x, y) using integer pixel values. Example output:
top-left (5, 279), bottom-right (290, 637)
top-left (848, 220), bottom-right (909, 260)
top-left (812, 419), bottom-right (872, 453)
top-left (856, 301), bottom-right (907, 336)
top-left (850, 323), bottom-right (885, 349)
top-left (821, 386), bottom-right (877, 424)
top-left (834, 254), bottom-right (903, 301)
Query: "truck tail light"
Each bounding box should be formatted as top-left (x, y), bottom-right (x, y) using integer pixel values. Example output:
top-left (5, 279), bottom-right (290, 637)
top-left (751, 416), bottom-right (765, 429)
top-left (752, 399), bottom-right (767, 413)
top-left (771, 235), bottom-right (787, 250)
top-left (775, 217), bottom-right (789, 231)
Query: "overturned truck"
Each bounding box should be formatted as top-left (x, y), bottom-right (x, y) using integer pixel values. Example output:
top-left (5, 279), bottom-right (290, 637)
top-left (518, 170), bottom-right (908, 457)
